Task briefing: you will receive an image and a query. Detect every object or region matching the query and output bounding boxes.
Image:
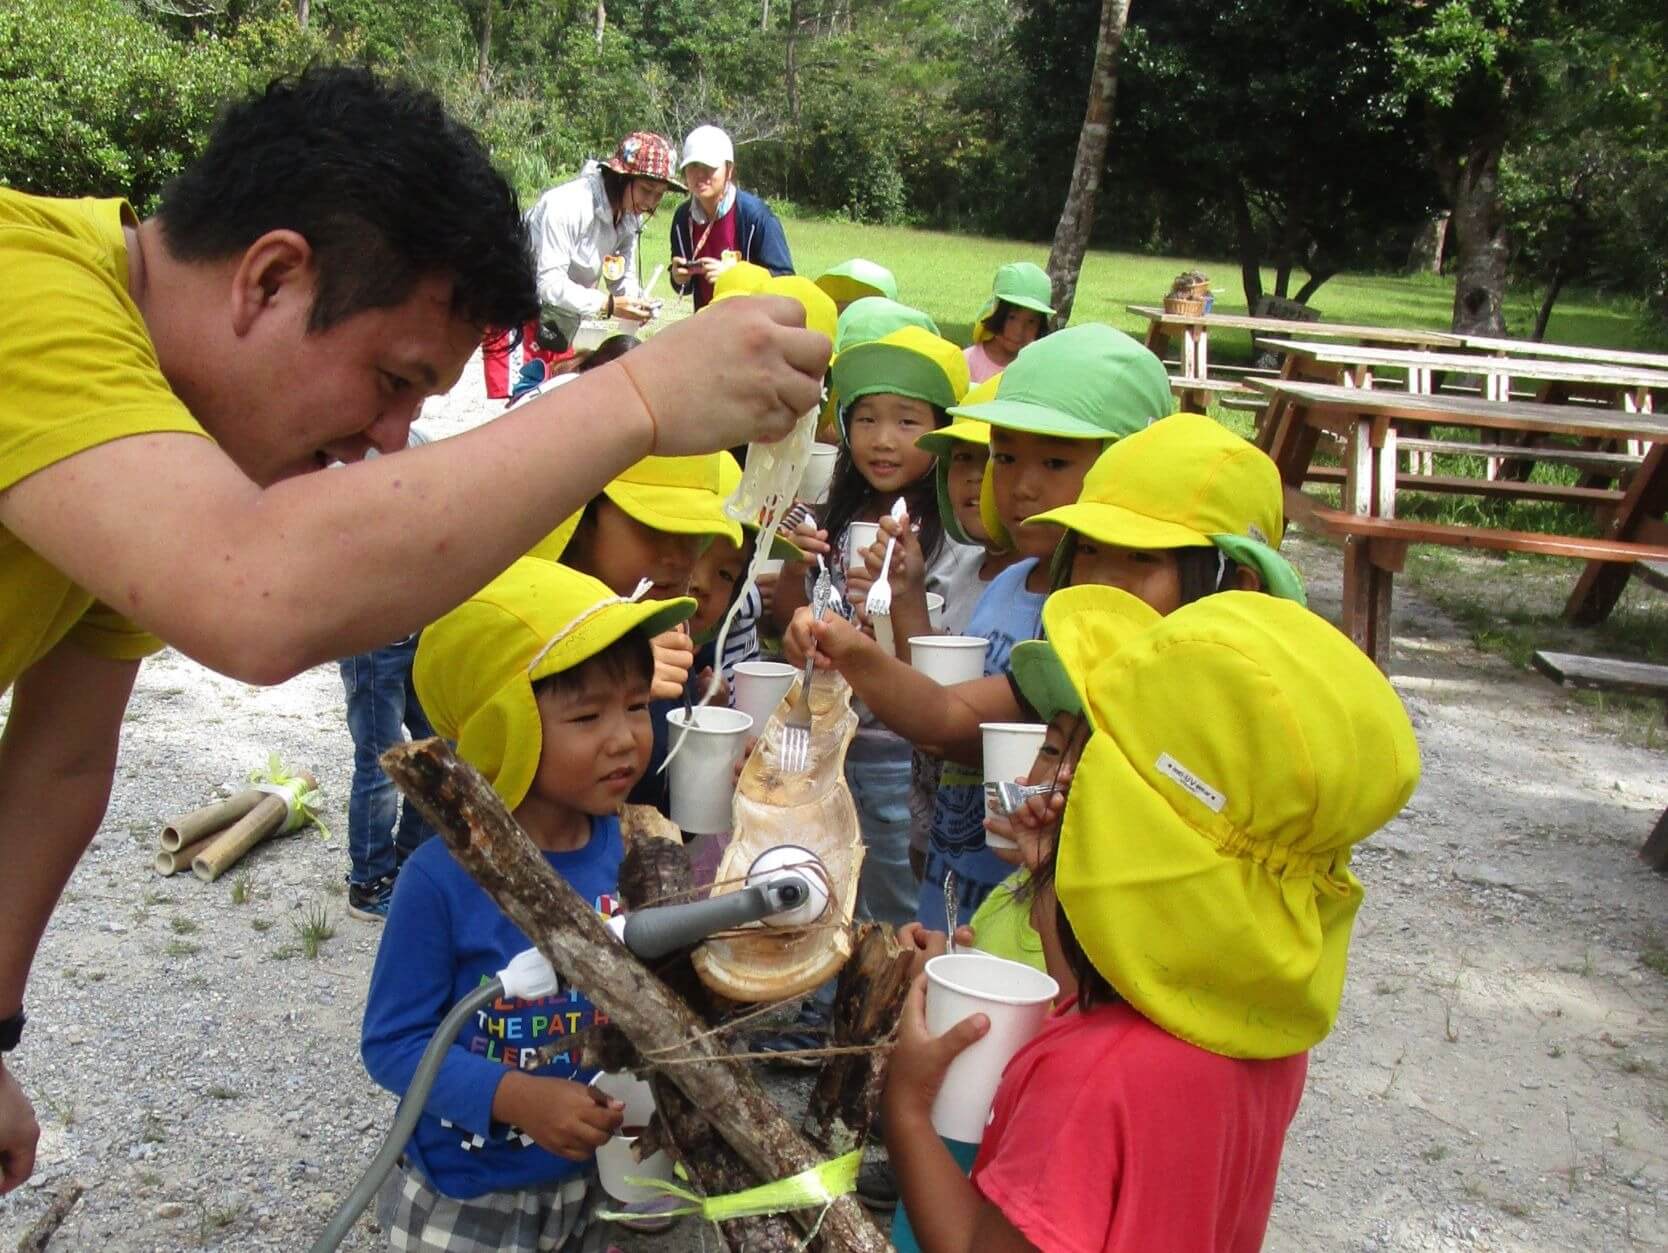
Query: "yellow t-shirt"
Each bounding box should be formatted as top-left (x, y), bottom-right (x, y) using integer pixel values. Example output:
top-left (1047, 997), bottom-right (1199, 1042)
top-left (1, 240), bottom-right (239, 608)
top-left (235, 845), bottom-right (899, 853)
top-left (0, 188), bottom-right (210, 693)
top-left (970, 868), bottom-right (1047, 973)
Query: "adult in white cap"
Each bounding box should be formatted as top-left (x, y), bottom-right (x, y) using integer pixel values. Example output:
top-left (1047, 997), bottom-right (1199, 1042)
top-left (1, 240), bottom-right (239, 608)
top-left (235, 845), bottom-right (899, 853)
top-left (669, 125), bottom-right (794, 310)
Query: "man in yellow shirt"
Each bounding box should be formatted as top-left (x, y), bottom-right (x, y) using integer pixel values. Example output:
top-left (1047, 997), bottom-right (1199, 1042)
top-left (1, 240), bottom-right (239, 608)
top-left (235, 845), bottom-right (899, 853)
top-left (0, 67), bottom-right (829, 1191)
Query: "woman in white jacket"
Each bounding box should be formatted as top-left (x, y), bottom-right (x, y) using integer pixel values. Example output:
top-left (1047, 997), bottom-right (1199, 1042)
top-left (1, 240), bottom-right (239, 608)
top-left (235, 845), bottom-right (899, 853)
top-left (523, 132), bottom-right (684, 351)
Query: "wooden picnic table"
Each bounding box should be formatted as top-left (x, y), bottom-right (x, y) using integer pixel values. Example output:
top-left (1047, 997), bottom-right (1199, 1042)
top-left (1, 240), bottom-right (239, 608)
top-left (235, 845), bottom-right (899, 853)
top-left (1255, 338), bottom-right (1668, 412)
top-left (1127, 303), bottom-right (1462, 386)
top-left (1459, 334), bottom-right (1668, 373)
top-left (1253, 378), bottom-right (1668, 666)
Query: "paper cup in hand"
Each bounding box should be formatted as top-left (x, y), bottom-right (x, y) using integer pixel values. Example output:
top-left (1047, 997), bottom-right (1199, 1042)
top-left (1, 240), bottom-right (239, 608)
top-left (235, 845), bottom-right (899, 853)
top-left (845, 522), bottom-right (880, 572)
top-left (925, 953), bottom-right (1058, 1142)
top-left (800, 443), bottom-right (839, 505)
top-left (980, 722), bottom-right (1048, 850)
top-left (909, 635), bottom-right (986, 686)
top-left (590, 1070), bottom-right (677, 1201)
top-left (879, 590), bottom-right (950, 656)
top-left (732, 661), bottom-right (797, 729)
top-left (666, 707), bottom-right (753, 835)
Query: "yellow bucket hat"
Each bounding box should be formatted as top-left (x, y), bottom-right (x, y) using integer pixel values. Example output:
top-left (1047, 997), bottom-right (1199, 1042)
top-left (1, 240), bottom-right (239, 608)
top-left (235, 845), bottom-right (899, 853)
top-left (1050, 588), bottom-right (1420, 1059)
top-left (1010, 584), bottom-right (1160, 722)
top-left (413, 558), bottom-right (694, 810)
top-left (528, 452), bottom-right (745, 563)
top-left (1029, 412), bottom-right (1305, 603)
top-left (918, 373), bottom-right (999, 545)
top-left (709, 261), bottom-right (771, 302)
top-left (711, 272), bottom-right (838, 346)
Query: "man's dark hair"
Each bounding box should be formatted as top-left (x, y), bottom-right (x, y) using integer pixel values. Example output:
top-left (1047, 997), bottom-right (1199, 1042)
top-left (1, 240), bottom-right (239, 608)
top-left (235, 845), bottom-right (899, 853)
top-left (531, 628), bottom-right (655, 704)
top-left (157, 66), bottom-right (537, 335)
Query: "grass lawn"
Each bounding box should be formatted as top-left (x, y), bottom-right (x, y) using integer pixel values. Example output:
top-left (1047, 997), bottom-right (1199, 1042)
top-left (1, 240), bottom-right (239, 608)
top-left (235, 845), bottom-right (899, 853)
top-left (638, 209), bottom-right (1668, 357)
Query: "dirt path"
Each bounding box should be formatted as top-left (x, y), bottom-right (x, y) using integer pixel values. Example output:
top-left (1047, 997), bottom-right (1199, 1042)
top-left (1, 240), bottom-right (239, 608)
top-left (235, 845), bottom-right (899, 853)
top-left (3, 362), bottom-right (1666, 1250)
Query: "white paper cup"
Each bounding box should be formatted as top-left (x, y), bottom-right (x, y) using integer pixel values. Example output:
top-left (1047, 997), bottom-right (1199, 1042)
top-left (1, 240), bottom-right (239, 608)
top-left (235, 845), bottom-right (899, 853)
top-left (879, 591), bottom-right (950, 656)
top-left (925, 953), bottom-right (1058, 1142)
top-left (665, 706), bottom-right (754, 835)
top-left (845, 521), bottom-right (880, 572)
top-left (731, 661), bottom-right (797, 729)
top-left (589, 1069), bottom-right (677, 1201)
top-left (909, 635), bottom-right (986, 686)
top-left (981, 722), bottom-right (1048, 851)
top-left (800, 443), bottom-right (839, 504)
top-left (595, 1134), bottom-right (676, 1202)
top-left (589, 1071), bottom-right (655, 1126)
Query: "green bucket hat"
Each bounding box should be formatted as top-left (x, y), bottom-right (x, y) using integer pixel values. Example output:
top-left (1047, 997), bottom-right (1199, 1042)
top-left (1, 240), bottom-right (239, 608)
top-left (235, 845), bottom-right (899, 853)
top-left (972, 261), bottom-right (1056, 342)
top-left (950, 324), bottom-right (1175, 440)
top-left (815, 258), bottom-right (899, 308)
top-left (822, 298), bottom-right (944, 437)
top-left (918, 373), bottom-right (1000, 545)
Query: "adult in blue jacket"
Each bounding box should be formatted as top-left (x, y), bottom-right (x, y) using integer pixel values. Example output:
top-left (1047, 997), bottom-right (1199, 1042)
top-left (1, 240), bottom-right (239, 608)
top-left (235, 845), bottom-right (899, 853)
top-left (668, 126), bottom-right (793, 310)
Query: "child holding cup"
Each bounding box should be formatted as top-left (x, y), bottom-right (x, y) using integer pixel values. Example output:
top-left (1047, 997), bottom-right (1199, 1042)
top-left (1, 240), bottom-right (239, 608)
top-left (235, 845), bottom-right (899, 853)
top-left (362, 559), bottom-right (696, 1250)
top-left (884, 586), bottom-right (1421, 1252)
top-left (788, 325), bottom-right (1173, 929)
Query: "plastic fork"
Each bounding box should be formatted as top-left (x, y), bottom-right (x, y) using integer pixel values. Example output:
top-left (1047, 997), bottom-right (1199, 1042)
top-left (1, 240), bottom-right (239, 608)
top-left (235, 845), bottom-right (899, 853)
top-left (779, 558), bottom-right (834, 773)
top-left (863, 498), bottom-right (909, 620)
top-left (984, 779), bottom-right (1057, 816)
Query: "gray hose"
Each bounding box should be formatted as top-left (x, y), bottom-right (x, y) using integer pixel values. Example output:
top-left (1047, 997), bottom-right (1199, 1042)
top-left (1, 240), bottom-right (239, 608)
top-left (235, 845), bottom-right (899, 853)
top-left (310, 978), bottom-right (505, 1253)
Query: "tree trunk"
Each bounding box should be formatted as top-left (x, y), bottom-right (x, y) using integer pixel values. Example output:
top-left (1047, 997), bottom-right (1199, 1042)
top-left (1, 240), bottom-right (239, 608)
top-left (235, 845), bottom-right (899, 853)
top-left (1229, 179), bottom-right (1262, 309)
top-left (802, 924), bottom-right (912, 1157)
top-left (760, 0), bottom-right (770, 31)
top-left (1292, 268), bottom-right (1335, 306)
top-left (595, 0), bottom-right (606, 50)
top-left (1044, 0), bottom-right (1134, 326)
top-left (786, 0), bottom-right (802, 129)
top-left (1441, 141), bottom-right (1509, 336)
top-left (476, 1), bottom-right (493, 94)
top-left (379, 739), bottom-right (890, 1252)
top-left (1532, 258), bottom-right (1567, 342)
top-left (1407, 212), bottom-right (1450, 275)
top-left (295, 0), bottom-right (309, 29)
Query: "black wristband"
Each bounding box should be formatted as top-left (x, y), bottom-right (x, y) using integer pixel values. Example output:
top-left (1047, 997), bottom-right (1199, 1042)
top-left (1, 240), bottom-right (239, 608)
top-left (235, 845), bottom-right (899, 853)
top-left (0, 1008), bottom-right (24, 1053)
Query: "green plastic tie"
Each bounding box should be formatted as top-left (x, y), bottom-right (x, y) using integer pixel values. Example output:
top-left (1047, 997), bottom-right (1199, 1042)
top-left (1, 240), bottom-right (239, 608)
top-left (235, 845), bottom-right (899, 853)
top-left (595, 1148), bottom-right (860, 1227)
top-left (249, 753), bottom-right (330, 838)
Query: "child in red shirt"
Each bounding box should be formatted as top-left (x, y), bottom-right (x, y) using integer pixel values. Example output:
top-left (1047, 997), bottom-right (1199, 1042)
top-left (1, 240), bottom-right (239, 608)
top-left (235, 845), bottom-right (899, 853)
top-left (883, 586), bottom-right (1421, 1251)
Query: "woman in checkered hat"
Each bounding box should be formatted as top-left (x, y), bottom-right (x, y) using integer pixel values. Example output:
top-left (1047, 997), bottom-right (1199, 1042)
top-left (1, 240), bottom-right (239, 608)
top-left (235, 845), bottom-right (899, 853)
top-left (519, 133), bottom-right (684, 356)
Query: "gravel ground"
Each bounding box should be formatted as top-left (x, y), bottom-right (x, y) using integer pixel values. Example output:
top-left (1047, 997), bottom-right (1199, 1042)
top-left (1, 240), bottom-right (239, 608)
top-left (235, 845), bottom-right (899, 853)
top-left (5, 355), bottom-right (1668, 1250)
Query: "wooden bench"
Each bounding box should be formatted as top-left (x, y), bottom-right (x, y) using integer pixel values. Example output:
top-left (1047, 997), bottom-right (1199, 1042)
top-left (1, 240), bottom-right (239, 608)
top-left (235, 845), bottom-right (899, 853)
top-left (1165, 375), bottom-right (1257, 415)
top-left (1531, 650), bottom-right (1668, 872)
top-left (1302, 465), bottom-right (1624, 507)
top-left (1283, 487), bottom-right (1668, 668)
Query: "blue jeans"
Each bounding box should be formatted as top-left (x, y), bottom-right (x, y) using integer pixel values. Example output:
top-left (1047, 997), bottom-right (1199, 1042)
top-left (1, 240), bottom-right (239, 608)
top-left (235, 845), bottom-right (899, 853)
top-left (340, 637), bottom-right (437, 885)
top-left (846, 753), bottom-right (918, 929)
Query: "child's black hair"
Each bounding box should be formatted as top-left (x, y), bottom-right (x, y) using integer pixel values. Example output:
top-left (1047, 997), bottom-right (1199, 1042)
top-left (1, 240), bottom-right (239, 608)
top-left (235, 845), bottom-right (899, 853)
top-left (981, 299), bottom-right (1052, 343)
top-left (821, 406), bottom-right (949, 569)
top-left (530, 628), bottom-right (655, 702)
top-left (1049, 534), bottom-right (1245, 604)
top-left (1056, 898), bottom-right (1123, 1012)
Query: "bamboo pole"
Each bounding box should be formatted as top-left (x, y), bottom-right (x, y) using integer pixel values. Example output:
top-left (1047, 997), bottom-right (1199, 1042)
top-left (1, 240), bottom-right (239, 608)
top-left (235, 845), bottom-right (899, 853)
top-left (153, 834), bottom-right (218, 877)
top-left (159, 790), bottom-right (265, 851)
top-left (189, 772), bottom-right (315, 883)
top-left (380, 738), bottom-right (888, 1252)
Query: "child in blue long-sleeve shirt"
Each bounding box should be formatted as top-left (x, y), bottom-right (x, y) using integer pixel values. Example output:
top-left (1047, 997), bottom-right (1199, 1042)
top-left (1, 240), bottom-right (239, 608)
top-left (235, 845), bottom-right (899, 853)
top-left (361, 557), bottom-right (695, 1252)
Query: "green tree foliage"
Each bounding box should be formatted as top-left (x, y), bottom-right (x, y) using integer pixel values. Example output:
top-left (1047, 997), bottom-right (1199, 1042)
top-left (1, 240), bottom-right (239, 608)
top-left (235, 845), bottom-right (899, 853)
top-left (0, 0), bottom-right (326, 209)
